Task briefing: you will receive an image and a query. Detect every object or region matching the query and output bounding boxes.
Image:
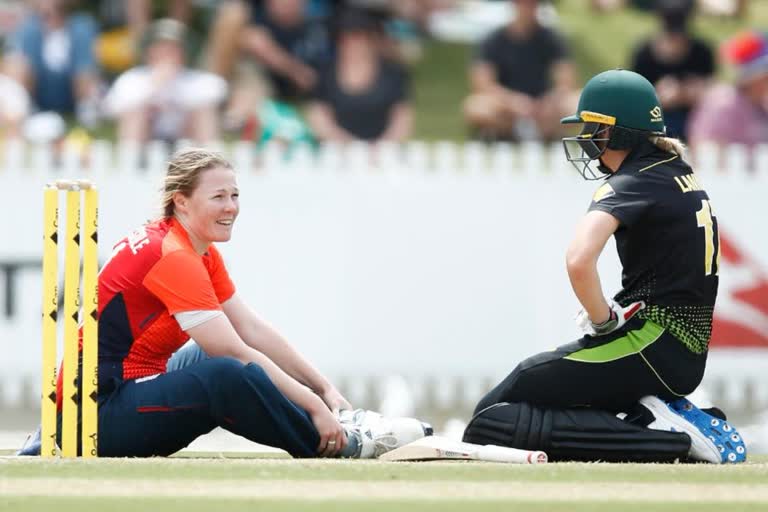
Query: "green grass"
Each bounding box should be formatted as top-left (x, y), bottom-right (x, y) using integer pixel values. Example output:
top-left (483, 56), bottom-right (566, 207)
top-left (556, 0), bottom-right (768, 84)
top-left (1, 456), bottom-right (767, 482)
top-left (2, 456), bottom-right (767, 511)
top-left (412, 42), bottom-right (473, 141)
top-left (3, 499), bottom-right (768, 512)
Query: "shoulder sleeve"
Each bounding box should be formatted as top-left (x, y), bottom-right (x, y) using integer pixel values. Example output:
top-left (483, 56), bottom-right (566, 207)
top-left (69, 14), bottom-right (97, 73)
top-left (311, 65), bottom-right (332, 101)
top-left (103, 68), bottom-right (152, 115)
top-left (206, 245), bottom-right (236, 303)
top-left (631, 43), bottom-right (654, 79)
top-left (473, 30), bottom-right (499, 64)
top-left (587, 176), bottom-right (654, 228)
top-left (179, 71), bottom-right (228, 108)
top-left (142, 250), bottom-right (221, 314)
top-left (6, 17), bottom-right (36, 56)
top-left (693, 40), bottom-right (715, 76)
top-left (389, 62), bottom-right (410, 103)
top-left (546, 28), bottom-right (570, 60)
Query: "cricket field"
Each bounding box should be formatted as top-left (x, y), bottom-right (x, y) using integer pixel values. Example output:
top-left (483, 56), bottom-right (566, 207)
top-left (1, 453), bottom-right (767, 511)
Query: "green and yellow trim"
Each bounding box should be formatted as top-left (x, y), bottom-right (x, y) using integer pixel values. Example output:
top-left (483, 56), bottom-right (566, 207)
top-left (561, 111), bottom-right (617, 126)
top-left (638, 154), bottom-right (678, 173)
top-left (564, 321), bottom-right (665, 363)
top-left (580, 111), bottom-right (617, 125)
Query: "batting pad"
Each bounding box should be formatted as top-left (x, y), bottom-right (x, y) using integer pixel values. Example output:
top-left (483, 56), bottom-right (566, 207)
top-left (463, 402), bottom-right (691, 463)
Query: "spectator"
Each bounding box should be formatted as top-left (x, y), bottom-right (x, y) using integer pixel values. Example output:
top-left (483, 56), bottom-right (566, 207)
top-left (3, 0), bottom-right (100, 125)
top-left (102, 18), bottom-right (227, 144)
top-left (307, 8), bottom-right (412, 143)
top-left (698, 0), bottom-right (747, 18)
top-left (630, 0), bottom-right (714, 141)
top-left (237, 0), bottom-right (334, 99)
top-left (463, 0), bottom-right (577, 142)
top-left (92, 0), bottom-right (193, 76)
top-left (0, 72), bottom-right (30, 138)
top-left (687, 30), bottom-right (768, 152)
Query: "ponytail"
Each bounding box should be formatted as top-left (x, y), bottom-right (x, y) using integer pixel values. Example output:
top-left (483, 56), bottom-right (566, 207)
top-left (650, 136), bottom-right (687, 161)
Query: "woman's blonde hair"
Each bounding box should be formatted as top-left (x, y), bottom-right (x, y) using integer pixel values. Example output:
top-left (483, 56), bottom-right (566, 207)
top-left (650, 136), bottom-right (688, 161)
top-left (161, 148), bottom-right (232, 218)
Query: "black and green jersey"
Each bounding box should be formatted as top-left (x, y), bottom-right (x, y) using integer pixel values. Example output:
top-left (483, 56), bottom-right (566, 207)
top-left (587, 141), bottom-right (719, 354)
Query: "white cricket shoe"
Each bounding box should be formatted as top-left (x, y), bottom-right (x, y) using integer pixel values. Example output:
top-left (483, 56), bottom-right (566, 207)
top-left (339, 409), bottom-right (433, 459)
top-left (639, 395), bottom-right (747, 464)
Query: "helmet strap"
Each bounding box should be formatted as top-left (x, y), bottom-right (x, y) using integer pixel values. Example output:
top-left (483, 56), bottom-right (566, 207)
top-left (607, 126), bottom-right (648, 150)
top-left (596, 160), bottom-right (613, 176)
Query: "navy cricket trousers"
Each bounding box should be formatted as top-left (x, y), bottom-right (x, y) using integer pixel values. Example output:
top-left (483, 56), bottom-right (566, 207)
top-left (97, 349), bottom-right (320, 457)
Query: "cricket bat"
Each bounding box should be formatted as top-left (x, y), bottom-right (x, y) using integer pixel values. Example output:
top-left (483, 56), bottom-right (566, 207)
top-left (379, 435), bottom-right (548, 464)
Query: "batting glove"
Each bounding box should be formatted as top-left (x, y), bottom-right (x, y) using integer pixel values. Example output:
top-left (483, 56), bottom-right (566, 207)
top-left (576, 299), bottom-right (646, 336)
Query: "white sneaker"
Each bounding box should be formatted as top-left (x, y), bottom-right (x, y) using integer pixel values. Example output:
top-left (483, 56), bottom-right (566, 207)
top-left (339, 409), bottom-right (432, 459)
top-left (639, 395), bottom-right (746, 464)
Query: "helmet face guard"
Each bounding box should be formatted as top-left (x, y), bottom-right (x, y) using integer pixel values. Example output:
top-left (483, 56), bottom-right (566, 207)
top-left (560, 69), bottom-right (668, 180)
top-left (562, 118), bottom-right (613, 180)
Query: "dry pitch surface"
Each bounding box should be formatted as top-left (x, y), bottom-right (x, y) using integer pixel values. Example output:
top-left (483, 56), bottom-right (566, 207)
top-left (2, 455), bottom-right (768, 512)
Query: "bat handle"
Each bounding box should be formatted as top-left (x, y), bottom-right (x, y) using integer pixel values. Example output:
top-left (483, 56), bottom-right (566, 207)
top-left (477, 445), bottom-right (548, 464)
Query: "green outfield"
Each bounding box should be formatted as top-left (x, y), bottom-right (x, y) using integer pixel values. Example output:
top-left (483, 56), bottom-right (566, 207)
top-left (2, 455), bottom-right (767, 511)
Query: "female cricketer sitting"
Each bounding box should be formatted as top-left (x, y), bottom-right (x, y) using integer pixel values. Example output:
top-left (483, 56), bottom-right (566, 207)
top-left (464, 69), bottom-right (747, 464)
top-left (23, 148), bottom-right (429, 458)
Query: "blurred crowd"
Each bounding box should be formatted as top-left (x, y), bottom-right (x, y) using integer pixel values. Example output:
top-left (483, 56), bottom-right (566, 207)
top-left (0, 0), bottom-right (765, 156)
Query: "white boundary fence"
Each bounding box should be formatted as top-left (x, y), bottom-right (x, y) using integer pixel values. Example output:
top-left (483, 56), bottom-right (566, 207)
top-left (3, 138), bottom-right (768, 176)
top-left (0, 140), bottom-right (766, 420)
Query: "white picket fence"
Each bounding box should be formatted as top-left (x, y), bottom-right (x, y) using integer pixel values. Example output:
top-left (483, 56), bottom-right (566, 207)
top-left (1, 139), bottom-right (767, 176)
top-left (0, 140), bottom-right (766, 424)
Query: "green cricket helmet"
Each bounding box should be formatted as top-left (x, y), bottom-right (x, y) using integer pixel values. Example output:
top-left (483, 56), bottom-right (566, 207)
top-left (561, 69), bottom-right (666, 180)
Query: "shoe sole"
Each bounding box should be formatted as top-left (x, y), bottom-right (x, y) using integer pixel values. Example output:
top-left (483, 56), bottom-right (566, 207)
top-left (667, 398), bottom-right (747, 464)
top-left (640, 396), bottom-right (723, 463)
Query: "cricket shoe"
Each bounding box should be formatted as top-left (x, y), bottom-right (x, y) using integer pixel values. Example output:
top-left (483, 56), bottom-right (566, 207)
top-left (639, 395), bottom-right (747, 464)
top-left (15, 425), bottom-right (42, 456)
top-left (339, 409), bottom-right (433, 459)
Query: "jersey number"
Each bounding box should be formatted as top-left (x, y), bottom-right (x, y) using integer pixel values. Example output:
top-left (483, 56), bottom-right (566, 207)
top-left (695, 199), bottom-right (720, 276)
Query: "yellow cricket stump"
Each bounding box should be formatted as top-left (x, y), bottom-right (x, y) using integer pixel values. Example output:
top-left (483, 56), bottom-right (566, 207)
top-left (81, 186), bottom-right (99, 458)
top-left (40, 186), bottom-right (59, 458)
top-left (41, 179), bottom-right (99, 458)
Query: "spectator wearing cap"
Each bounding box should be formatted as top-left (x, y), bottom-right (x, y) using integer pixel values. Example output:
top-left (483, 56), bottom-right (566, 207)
top-left (630, 0), bottom-right (714, 141)
top-left (3, 0), bottom-right (100, 125)
top-left (102, 18), bottom-right (227, 143)
top-left (687, 30), bottom-right (768, 152)
top-left (462, 0), bottom-right (577, 142)
top-left (93, 0), bottom-right (194, 77)
top-left (306, 8), bottom-right (412, 143)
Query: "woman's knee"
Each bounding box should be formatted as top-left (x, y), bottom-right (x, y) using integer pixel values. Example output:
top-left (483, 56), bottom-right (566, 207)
top-left (205, 357), bottom-right (274, 392)
top-left (241, 362), bottom-right (275, 390)
top-left (203, 357), bottom-right (245, 386)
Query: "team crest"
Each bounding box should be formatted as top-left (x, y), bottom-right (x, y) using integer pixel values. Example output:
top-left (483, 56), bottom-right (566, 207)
top-left (592, 183), bottom-right (615, 203)
top-left (649, 106), bottom-right (663, 123)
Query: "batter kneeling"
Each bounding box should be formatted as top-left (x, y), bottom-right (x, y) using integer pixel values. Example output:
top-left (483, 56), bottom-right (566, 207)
top-left (465, 69), bottom-right (746, 464)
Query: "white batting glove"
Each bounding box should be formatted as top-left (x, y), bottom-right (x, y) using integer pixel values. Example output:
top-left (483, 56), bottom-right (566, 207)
top-left (576, 299), bottom-right (646, 336)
